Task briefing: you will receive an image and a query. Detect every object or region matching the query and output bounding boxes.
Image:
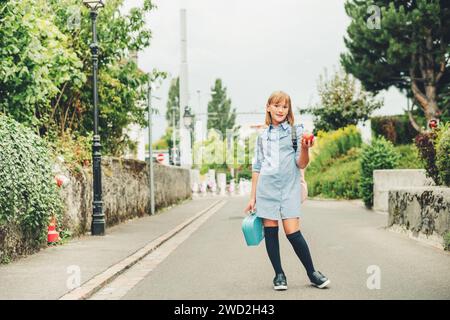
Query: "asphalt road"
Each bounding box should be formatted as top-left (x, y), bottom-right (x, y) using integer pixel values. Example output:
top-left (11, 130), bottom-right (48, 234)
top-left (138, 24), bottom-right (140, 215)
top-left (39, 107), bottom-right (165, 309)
top-left (114, 196), bottom-right (449, 300)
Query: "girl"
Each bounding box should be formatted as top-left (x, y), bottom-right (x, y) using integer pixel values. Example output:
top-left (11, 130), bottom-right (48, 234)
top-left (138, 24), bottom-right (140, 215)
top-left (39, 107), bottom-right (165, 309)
top-left (243, 91), bottom-right (330, 291)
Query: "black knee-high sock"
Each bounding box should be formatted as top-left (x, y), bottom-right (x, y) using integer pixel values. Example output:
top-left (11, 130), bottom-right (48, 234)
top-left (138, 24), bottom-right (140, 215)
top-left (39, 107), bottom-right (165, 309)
top-left (264, 226), bottom-right (284, 275)
top-left (286, 230), bottom-right (315, 277)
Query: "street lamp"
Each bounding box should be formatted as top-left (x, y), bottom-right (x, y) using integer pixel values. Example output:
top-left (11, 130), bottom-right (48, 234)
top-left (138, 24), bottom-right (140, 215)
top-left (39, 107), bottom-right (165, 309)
top-left (183, 105), bottom-right (194, 129)
top-left (83, 0), bottom-right (104, 10)
top-left (84, 0), bottom-right (105, 236)
top-left (183, 106), bottom-right (194, 167)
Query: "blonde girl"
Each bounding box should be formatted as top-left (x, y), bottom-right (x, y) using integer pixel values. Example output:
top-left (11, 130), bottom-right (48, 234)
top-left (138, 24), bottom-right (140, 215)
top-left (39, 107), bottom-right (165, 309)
top-left (243, 91), bottom-right (330, 290)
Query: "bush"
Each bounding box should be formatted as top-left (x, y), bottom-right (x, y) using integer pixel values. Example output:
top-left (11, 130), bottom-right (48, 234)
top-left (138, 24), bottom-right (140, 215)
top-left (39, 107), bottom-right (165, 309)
top-left (360, 137), bottom-right (399, 208)
top-left (306, 147), bottom-right (361, 199)
top-left (415, 131), bottom-right (440, 185)
top-left (46, 130), bottom-right (92, 174)
top-left (305, 126), bottom-right (362, 200)
top-left (371, 115), bottom-right (423, 145)
top-left (394, 144), bottom-right (423, 169)
top-left (0, 114), bottom-right (63, 262)
top-left (436, 125), bottom-right (450, 186)
top-left (309, 125), bottom-right (362, 172)
top-left (444, 231), bottom-right (450, 251)
top-left (237, 168), bottom-right (252, 182)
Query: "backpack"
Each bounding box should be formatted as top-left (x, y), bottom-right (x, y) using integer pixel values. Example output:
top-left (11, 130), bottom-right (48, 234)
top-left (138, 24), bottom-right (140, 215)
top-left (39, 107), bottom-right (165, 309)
top-left (291, 125), bottom-right (308, 203)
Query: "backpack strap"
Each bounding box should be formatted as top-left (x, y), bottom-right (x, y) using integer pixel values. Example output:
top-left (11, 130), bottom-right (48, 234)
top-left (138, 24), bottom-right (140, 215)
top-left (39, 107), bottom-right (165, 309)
top-left (257, 135), bottom-right (263, 162)
top-left (291, 124), bottom-right (297, 153)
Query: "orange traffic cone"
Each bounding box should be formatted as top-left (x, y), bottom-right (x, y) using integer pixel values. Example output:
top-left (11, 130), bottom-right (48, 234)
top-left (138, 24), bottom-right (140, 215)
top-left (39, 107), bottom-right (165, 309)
top-left (48, 216), bottom-right (59, 243)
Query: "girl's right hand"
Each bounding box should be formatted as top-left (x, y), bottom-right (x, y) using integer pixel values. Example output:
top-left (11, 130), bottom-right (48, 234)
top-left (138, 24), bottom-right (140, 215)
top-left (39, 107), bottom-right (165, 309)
top-left (244, 198), bottom-right (256, 215)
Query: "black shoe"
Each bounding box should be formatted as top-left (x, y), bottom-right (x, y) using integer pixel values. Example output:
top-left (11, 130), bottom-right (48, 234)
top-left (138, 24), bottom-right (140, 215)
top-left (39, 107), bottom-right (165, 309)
top-left (273, 273), bottom-right (288, 291)
top-left (309, 271), bottom-right (330, 289)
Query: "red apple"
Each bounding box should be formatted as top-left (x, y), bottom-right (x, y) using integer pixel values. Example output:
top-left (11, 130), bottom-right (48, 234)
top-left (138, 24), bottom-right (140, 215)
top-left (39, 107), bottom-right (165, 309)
top-left (302, 132), bottom-right (315, 144)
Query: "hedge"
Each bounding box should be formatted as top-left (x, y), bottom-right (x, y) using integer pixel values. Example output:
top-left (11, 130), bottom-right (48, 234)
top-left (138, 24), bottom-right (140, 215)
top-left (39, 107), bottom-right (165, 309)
top-left (371, 115), bottom-right (422, 145)
top-left (306, 148), bottom-right (361, 199)
top-left (309, 125), bottom-right (362, 172)
top-left (0, 114), bottom-right (62, 263)
top-left (436, 125), bottom-right (450, 186)
top-left (360, 137), bottom-right (399, 208)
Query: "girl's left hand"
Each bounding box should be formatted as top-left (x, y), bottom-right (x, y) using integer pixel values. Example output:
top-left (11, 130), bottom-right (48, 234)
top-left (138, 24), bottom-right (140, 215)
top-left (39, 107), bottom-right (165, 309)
top-left (301, 137), bottom-right (314, 148)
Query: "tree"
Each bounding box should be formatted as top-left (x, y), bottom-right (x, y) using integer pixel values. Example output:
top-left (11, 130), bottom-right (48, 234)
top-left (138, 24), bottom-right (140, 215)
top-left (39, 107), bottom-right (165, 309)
top-left (207, 79), bottom-right (240, 138)
top-left (302, 69), bottom-right (382, 133)
top-left (80, 61), bottom-right (151, 156)
top-left (165, 77), bottom-right (180, 128)
top-left (0, 0), bottom-right (165, 155)
top-left (50, 0), bottom-right (164, 155)
top-left (157, 126), bottom-right (177, 150)
top-left (0, 0), bottom-right (84, 128)
top-left (341, 0), bottom-right (450, 128)
top-left (152, 136), bottom-right (169, 150)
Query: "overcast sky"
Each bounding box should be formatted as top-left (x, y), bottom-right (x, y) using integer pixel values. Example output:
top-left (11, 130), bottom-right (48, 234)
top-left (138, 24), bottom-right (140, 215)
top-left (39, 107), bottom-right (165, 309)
top-left (122, 0), bottom-right (406, 142)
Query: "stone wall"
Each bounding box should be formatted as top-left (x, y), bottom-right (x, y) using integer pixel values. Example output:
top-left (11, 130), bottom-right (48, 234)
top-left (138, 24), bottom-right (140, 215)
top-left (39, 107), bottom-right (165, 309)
top-left (59, 157), bottom-right (192, 236)
top-left (374, 169), bottom-right (434, 212)
top-left (388, 187), bottom-right (450, 249)
top-left (1, 157), bottom-right (191, 263)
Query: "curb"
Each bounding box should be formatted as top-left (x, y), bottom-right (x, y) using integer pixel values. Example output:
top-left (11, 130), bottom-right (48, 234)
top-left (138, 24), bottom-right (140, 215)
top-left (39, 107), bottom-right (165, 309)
top-left (387, 224), bottom-right (447, 252)
top-left (59, 199), bottom-right (224, 300)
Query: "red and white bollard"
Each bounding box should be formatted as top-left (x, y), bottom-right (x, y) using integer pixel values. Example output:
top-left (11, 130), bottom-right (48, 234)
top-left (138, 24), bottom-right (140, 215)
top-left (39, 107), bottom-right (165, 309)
top-left (55, 174), bottom-right (69, 188)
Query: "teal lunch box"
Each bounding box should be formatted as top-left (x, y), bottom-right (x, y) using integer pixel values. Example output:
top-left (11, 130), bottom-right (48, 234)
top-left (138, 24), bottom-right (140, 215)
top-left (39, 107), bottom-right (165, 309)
top-left (241, 212), bottom-right (264, 246)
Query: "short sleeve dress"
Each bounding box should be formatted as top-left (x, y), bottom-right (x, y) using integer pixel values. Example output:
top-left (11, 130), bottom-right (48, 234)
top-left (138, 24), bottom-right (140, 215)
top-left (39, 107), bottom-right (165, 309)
top-left (251, 121), bottom-right (304, 220)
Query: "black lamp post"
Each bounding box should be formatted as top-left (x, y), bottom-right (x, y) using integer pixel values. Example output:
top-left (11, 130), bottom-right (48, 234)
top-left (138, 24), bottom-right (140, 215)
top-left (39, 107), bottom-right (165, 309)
top-left (171, 105), bottom-right (177, 166)
top-left (84, 0), bottom-right (105, 236)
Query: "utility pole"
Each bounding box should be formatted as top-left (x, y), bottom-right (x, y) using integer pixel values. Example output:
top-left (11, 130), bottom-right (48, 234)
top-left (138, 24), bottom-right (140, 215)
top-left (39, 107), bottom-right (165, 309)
top-left (179, 8), bottom-right (192, 168)
top-left (147, 80), bottom-right (155, 215)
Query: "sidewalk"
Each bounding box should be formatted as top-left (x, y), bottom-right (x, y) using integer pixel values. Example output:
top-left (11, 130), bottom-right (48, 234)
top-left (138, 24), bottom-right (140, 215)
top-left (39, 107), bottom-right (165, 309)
top-left (0, 197), bottom-right (221, 300)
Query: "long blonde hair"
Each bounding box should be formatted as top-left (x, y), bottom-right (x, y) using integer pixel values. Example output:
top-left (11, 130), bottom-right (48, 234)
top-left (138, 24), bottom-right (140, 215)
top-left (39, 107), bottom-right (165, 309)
top-left (264, 91), bottom-right (294, 126)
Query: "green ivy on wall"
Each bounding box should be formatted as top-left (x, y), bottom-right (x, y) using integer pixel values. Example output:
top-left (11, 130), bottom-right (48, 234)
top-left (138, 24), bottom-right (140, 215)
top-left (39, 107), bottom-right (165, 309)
top-left (0, 113), bottom-right (63, 259)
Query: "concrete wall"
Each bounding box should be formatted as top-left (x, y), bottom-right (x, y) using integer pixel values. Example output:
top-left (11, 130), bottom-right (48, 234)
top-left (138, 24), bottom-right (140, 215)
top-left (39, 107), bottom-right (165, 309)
top-left (388, 187), bottom-right (450, 248)
top-left (59, 157), bottom-right (192, 236)
top-left (373, 169), bottom-right (434, 212)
